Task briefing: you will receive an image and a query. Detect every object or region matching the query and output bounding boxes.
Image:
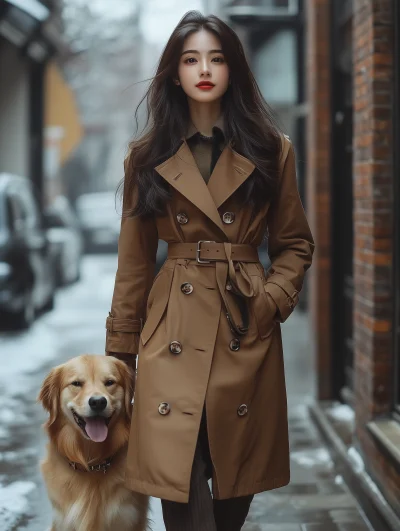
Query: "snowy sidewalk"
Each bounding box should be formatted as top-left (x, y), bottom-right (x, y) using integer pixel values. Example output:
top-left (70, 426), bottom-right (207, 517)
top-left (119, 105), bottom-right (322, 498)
top-left (241, 310), bottom-right (372, 531)
top-left (0, 258), bottom-right (374, 530)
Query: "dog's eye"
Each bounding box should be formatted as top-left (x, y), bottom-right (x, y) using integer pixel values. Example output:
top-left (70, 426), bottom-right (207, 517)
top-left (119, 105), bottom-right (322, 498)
top-left (71, 381), bottom-right (82, 387)
top-left (105, 380), bottom-right (115, 387)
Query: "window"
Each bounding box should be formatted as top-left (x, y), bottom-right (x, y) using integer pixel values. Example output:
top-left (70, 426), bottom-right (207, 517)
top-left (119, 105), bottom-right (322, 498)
top-left (18, 185), bottom-right (40, 230)
top-left (6, 193), bottom-right (26, 233)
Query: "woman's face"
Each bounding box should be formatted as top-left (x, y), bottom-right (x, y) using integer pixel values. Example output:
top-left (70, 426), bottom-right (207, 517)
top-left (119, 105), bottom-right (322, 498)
top-left (176, 29), bottom-right (230, 104)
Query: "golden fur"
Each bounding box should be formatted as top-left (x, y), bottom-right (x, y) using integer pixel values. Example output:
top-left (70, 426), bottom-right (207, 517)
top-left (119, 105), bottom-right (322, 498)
top-left (38, 354), bottom-right (149, 531)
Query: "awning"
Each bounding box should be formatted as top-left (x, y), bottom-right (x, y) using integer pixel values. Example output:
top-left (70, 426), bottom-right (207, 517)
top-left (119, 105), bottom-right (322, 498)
top-left (4, 0), bottom-right (49, 21)
top-left (0, 0), bottom-right (69, 60)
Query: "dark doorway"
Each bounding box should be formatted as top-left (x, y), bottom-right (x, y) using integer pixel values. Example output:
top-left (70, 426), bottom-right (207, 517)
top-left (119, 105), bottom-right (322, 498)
top-left (330, 0), bottom-right (354, 403)
top-left (393, 0), bottom-right (400, 419)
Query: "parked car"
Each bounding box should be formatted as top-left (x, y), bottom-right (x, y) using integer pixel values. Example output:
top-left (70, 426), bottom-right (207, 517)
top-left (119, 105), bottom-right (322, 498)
top-left (75, 191), bottom-right (121, 253)
top-left (0, 173), bottom-right (57, 329)
top-left (44, 196), bottom-right (83, 286)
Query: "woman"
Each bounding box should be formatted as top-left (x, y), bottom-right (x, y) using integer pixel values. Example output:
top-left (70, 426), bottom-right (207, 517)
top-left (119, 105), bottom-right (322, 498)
top-left (105, 10), bottom-right (314, 531)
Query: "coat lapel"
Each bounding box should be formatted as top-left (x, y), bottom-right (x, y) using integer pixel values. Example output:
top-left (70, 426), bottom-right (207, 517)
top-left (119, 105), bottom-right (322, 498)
top-left (154, 140), bottom-right (228, 238)
top-left (207, 146), bottom-right (256, 209)
top-left (154, 139), bottom-right (256, 237)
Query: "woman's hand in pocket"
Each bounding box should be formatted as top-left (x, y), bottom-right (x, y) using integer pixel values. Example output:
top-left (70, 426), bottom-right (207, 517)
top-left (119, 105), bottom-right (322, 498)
top-left (265, 292), bottom-right (279, 322)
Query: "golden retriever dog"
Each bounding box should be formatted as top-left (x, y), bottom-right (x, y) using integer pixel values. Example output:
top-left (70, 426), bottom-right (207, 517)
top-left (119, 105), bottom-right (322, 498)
top-left (38, 354), bottom-right (149, 531)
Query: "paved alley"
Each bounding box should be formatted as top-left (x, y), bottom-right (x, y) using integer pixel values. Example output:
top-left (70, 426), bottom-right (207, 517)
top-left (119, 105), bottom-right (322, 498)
top-left (0, 255), bottom-right (373, 530)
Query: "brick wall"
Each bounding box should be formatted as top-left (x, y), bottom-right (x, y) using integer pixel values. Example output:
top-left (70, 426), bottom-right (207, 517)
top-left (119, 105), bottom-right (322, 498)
top-left (306, 0), bottom-right (332, 400)
top-left (353, 0), bottom-right (399, 510)
top-left (307, 0), bottom-right (400, 513)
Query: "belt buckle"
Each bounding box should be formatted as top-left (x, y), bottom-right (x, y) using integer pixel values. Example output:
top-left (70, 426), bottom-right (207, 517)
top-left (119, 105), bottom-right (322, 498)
top-left (196, 240), bottom-right (215, 264)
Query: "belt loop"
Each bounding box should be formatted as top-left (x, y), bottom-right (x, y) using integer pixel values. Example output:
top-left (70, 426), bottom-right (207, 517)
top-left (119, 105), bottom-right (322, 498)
top-left (223, 242), bottom-right (232, 261)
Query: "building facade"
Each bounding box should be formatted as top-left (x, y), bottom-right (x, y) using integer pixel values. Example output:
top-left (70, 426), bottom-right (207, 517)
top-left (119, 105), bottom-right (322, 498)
top-left (307, 0), bottom-right (400, 528)
top-left (0, 0), bottom-right (79, 208)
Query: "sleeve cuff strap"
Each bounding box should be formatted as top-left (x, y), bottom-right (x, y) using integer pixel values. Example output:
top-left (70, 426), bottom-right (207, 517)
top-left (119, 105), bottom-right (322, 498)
top-left (264, 275), bottom-right (299, 322)
top-left (105, 315), bottom-right (143, 333)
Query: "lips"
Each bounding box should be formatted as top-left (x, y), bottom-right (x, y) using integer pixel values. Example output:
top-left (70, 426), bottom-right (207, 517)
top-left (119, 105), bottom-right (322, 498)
top-left (196, 82), bottom-right (215, 90)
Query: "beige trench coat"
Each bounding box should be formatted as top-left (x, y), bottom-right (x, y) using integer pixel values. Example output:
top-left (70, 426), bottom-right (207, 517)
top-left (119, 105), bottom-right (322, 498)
top-left (105, 134), bottom-right (315, 503)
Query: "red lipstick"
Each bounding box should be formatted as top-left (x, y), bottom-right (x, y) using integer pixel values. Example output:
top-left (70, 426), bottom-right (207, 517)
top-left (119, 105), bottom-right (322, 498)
top-left (196, 81), bottom-right (215, 90)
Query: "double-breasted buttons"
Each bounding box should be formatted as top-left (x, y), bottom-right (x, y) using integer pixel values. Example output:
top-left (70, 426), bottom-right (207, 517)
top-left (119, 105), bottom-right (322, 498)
top-left (169, 340), bottom-right (182, 355)
top-left (237, 404), bottom-right (248, 417)
top-left (222, 212), bottom-right (235, 224)
top-left (181, 282), bottom-right (194, 295)
top-left (158, 402), bottom-right (171, 415)
top-left (176, 212), bottom-right (189, 224)
top-left (230, 338), bottom-right (240, 351)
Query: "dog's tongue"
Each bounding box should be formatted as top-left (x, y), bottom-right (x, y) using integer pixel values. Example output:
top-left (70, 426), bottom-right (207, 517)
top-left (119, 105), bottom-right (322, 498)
top-left (84, 417), bottom-right (108, 442)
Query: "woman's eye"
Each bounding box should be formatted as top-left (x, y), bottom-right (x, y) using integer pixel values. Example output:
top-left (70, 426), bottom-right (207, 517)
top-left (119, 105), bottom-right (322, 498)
top-left (105, 380), bottom-right (115, 387)
top-left (212, 56), bottom-right (225, 63)
top-left (184, 57), bottom-right (197, 64)
top-left (71, 381), bottom-right (82, 387)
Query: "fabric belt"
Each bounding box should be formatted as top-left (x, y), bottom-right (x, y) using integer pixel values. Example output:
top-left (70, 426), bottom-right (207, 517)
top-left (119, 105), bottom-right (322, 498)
top-left (168, 242), bottom-right (260, 336)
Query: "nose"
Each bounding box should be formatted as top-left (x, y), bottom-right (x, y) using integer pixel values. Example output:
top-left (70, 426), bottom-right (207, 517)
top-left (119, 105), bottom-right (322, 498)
top-left (199, 57), bottom-right (211, 76)
top-left (88, 395), bottom-right (107, 412)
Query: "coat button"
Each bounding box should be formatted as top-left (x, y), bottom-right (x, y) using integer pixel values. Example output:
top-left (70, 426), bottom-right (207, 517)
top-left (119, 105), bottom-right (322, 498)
top-left (222, 212), bottom-right (235, 224)
top-left (169, 340), bottom-right (182, 354)
top-left (226, 281), bottom-right (232, 291)
top-left (158, 402), bottom-right (171, 415)
top-left (237, 404), bottom-right (248, 417)
top-left (230, 338), bottom-right (240, 351)
top-left (181, 282), bottom-right (193, 295)
top-left (177, 212), bottom-right (189, 224)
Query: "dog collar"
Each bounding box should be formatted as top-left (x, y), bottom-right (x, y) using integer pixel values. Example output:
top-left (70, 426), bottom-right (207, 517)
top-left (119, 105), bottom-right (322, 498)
top-left (68, 456), bottom-right (112, 474)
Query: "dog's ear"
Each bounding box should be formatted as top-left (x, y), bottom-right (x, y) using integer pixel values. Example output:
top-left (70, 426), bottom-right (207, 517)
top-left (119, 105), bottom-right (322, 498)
top-left (37, 366), bottom-right (62, 427)
top-left (115, 361), bottom-right (136, 421)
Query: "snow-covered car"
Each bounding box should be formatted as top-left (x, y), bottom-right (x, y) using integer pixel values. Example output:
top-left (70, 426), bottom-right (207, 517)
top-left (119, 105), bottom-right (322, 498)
top-left (75, 191), bottom-right (121, 253)
top-left (44, 196), bottom-right (83, 286)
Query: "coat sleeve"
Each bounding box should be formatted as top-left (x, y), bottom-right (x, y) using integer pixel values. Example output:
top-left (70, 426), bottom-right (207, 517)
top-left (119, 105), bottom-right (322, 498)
top-left (105, 168), bottom-right (158, 356)
top-left (264, 137), bottom-right (315, 323)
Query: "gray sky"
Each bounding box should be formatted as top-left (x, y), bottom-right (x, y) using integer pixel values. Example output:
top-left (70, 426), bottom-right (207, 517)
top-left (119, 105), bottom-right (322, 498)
top-left (139, 0), bottom-right (204, 45)
top-left (65, 0), bottom-right (206, 46)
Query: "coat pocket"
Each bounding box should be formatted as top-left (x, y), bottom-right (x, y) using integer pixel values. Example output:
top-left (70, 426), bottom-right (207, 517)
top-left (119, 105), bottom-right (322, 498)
top-left (140, 267), bottom-right (174, 347)
top-left (251, 275), bottom-right (276, 340)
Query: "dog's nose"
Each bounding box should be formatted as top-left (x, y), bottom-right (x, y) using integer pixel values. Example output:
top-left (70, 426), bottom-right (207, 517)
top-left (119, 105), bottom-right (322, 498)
top-left (88, 395), bottom-right (107, 412)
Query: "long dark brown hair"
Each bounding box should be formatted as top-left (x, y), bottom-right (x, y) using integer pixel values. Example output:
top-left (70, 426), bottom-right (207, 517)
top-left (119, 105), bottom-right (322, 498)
top-left (121, 10), bottom-right (283, 218)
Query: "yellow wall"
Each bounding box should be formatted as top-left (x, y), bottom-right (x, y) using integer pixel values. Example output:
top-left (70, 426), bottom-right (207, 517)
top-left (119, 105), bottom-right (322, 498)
top-left (44, 60), bottom-right (83, 164)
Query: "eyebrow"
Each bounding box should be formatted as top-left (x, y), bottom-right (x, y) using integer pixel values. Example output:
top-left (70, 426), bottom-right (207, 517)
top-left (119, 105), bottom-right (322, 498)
top-left (181, 49), bottom-right (223, 56)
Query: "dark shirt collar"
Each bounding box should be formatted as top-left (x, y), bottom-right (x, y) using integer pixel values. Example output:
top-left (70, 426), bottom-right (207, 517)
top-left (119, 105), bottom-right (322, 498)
top-left (185, 114), bottom-right (226, 141)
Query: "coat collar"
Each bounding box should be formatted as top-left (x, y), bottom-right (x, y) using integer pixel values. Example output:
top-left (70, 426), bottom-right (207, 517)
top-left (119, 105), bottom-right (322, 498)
top-left (185, 113), bottom-right (226, 141)
top-left (154, 130), bottom-right (256, 239)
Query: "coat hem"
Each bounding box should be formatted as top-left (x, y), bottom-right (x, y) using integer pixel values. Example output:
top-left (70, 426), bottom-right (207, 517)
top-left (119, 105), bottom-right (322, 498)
top-left (124, 473), bottom-right (290, 503)
top-left (124, 476), bottom-right (190, 503)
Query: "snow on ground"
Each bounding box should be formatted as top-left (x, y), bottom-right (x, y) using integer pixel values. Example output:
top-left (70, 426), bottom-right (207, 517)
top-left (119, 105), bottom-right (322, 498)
top-left (291, 447), bottom-right (333, 468)
top-left (0, 256), bottom-right (117, 530)
top-left (326, 402), bottom-right (355, 423)
top-left (0, 481), bottom-right (36, 530)
top-left (0, 256), bottom-right (116, 396)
